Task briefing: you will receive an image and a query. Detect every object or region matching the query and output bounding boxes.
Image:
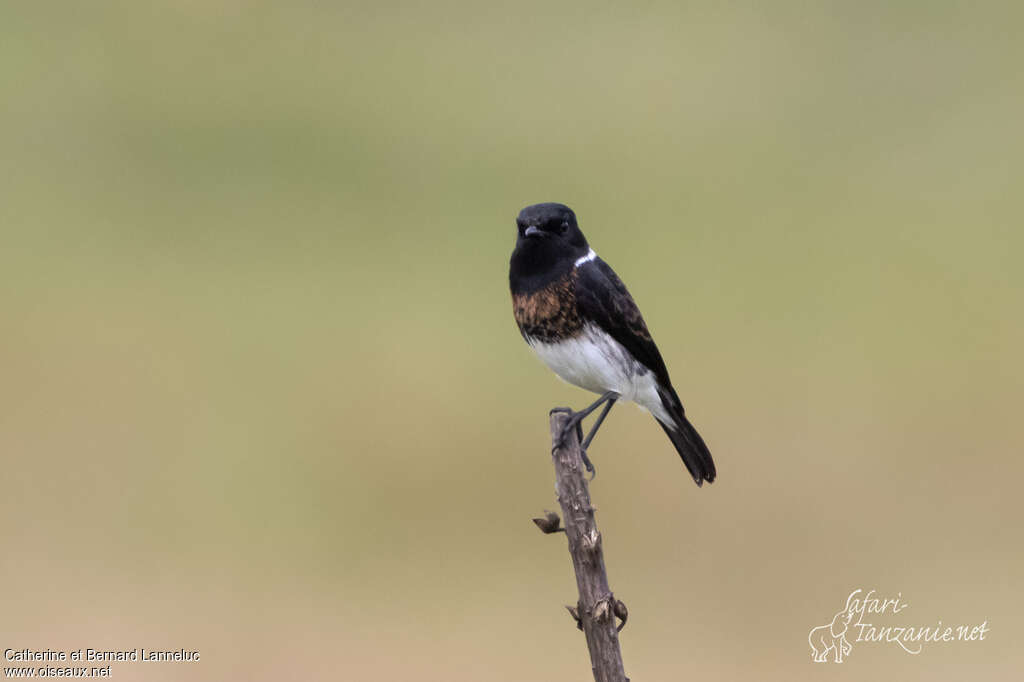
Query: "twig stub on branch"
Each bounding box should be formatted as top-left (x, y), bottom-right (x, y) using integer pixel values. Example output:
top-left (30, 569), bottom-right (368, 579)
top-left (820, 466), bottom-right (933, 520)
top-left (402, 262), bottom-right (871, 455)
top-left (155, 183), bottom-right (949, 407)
top-left (532, 510), bottom-right (564, 534)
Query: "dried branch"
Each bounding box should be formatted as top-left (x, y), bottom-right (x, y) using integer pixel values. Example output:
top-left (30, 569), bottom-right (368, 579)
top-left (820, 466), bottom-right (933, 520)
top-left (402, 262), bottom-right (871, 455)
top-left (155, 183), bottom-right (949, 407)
top-left (538, 411), bottom-right (629, 682)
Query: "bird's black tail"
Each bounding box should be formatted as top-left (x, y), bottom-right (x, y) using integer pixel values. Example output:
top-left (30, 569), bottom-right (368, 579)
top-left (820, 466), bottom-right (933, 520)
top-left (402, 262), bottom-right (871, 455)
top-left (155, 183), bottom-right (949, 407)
top-left (656, 386), bottom-right (716, 487)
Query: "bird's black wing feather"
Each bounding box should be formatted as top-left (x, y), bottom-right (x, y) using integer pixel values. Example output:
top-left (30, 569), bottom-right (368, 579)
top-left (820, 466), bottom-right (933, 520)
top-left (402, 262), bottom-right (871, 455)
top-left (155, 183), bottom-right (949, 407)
top-left (574, 258), bottom-right (672, 388)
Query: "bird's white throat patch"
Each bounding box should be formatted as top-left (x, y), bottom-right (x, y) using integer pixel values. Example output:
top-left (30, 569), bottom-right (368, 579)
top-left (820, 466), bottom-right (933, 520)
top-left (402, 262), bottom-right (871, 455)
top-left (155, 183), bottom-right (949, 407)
top-left (574, 248), bottom-right (597, 268)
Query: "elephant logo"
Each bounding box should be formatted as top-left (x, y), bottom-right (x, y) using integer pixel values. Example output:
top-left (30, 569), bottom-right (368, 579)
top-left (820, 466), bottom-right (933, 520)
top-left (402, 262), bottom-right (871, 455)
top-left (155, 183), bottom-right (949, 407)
top-left (808, 591), bottom-right (859, 663)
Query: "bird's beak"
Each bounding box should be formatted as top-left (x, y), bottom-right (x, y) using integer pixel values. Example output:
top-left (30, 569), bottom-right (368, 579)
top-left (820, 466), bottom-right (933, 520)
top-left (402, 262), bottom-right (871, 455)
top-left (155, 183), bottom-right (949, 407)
top-left (524, 225), bottom-right (542, 237)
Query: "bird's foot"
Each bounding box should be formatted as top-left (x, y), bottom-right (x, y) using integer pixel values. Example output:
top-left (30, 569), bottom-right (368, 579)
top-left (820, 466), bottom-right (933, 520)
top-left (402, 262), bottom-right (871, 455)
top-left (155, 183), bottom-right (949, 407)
top-left (580, 447), bottom-right (596, 479)
top-left (550, 409), bottom-right (583, 451)
top-left (550, 408), bottom-right (597, 478)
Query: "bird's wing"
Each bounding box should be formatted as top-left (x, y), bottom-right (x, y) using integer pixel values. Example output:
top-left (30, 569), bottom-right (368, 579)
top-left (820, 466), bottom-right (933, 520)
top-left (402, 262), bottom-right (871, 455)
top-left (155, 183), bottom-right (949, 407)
top-left (574, 258), bottom-right (672, 389)
top-left (577, 258), bottom-right (716, 484)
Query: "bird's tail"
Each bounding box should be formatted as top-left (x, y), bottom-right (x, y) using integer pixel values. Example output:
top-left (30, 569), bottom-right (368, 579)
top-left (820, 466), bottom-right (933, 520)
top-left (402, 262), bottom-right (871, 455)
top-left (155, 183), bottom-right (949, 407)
top-left (656, 386), bottom-right (716, 487)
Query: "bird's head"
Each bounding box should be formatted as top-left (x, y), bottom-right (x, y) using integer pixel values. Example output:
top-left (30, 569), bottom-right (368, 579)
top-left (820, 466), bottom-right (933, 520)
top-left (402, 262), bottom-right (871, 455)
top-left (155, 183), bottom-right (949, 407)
top-left (512, 203), bottom-right (589, 269)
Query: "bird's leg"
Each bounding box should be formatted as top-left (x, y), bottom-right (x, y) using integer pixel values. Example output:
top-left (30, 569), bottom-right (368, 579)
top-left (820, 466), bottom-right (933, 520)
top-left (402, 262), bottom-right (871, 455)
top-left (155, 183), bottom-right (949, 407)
top-left (553, 392), bottom-right (616, 449)
top-left (577, 396), bottom-right (617, 478)
top-left (551, 392), bottom-right (618, 476)
top-left (582, 396), bottom-right (617, 450)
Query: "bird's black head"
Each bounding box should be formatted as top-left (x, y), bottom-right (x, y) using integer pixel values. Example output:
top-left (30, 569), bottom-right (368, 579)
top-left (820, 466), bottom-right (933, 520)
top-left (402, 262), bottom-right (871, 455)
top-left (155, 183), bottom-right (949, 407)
top-left (515, 203), bottom-right (587, 249)
top-left (510, 203), bottom-right (590, 292)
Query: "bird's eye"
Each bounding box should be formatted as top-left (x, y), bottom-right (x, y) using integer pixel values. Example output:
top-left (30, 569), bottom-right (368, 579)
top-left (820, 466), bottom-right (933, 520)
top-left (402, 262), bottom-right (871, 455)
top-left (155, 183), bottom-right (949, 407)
top-left (558, 221), bottom-right (569, 233)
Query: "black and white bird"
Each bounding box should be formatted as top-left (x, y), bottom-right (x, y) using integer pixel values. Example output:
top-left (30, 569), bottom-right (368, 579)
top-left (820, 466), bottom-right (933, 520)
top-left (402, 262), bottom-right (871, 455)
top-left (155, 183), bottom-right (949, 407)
top-left (509, 202), bottom-right (716, 486)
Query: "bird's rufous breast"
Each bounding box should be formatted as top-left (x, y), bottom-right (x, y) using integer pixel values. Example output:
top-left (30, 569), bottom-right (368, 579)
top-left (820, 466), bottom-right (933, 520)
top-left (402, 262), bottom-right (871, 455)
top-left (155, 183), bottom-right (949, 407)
top-left (511, 270), bottom-right (582, 343)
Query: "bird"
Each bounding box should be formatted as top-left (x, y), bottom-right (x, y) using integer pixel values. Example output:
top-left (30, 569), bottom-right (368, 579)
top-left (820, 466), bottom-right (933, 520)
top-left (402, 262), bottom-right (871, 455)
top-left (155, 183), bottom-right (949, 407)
top-left (509, 202), bottom-right (715, 486)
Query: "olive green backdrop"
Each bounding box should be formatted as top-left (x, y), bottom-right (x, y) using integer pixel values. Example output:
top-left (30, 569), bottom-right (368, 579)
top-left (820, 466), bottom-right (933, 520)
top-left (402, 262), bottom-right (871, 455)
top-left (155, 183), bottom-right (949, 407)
top-left (2, 1), bottom-right (1022, 680)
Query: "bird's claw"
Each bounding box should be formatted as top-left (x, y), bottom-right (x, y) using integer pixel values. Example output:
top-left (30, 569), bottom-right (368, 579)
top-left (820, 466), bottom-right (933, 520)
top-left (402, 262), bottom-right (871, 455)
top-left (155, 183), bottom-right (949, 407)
top-left (550, 411), bottom-right (596, 477)
top-left (580, 448), bottom-right (596, 479)
top-left (555, 411), bottom-right (584, 447)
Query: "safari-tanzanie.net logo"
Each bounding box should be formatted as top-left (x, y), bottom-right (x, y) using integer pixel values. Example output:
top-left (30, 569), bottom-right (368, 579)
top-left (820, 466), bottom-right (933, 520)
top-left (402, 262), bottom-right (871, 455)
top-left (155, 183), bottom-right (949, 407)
top-left (808, 589), bottom-right (989, 663)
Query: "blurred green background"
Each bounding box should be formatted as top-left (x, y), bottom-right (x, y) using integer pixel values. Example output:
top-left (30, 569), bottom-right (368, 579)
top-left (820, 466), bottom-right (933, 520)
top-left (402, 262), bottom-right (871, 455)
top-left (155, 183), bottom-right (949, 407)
top-left (2, 1), bottom-right (1022, 680)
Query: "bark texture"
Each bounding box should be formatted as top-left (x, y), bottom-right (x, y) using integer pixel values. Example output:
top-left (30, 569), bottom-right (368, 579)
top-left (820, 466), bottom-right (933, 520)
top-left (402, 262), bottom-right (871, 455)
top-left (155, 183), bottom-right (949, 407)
top-left (548, 411), bottom-right (628, 682)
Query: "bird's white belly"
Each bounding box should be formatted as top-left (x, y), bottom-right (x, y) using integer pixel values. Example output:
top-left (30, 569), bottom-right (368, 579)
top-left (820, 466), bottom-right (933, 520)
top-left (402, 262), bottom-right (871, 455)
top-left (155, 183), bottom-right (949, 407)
top-left (527, 323), bottom-right (672, 423)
